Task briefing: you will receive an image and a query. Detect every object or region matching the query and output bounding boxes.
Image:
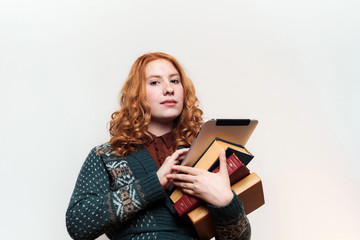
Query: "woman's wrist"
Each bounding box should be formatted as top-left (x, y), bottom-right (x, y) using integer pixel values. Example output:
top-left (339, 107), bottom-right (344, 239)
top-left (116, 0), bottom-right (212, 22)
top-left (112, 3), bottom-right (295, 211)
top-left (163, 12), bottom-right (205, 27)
top-left (156, 171), bottom-right (166, 189)
top-left (210, 189), bottom-right (234, 207)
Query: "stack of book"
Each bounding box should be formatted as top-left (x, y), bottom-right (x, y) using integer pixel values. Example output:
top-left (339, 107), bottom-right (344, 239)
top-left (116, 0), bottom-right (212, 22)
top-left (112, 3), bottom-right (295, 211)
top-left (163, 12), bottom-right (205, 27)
top-left (170, 138), bottom-right (265, 240)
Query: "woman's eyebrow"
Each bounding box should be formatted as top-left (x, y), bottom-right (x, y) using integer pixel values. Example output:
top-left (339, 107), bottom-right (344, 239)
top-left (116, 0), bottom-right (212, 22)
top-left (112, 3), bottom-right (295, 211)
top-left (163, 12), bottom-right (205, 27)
top-left (146, 73), bottom-right (180, 80)
top-left (169, 73), bottom-right (180, 78)
top-left (146, 74), bottom-right (161, 80)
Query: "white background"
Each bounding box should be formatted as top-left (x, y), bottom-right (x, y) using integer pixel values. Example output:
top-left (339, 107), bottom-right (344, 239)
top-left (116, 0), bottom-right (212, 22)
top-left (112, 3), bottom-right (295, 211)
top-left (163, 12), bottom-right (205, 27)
top-left (1, 0), bottom-right (359, 239)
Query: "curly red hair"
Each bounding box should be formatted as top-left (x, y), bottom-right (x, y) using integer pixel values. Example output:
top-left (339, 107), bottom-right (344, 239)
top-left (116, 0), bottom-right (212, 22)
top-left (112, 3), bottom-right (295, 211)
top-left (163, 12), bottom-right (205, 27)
top-left (109, 52), bottom-right (203, 156)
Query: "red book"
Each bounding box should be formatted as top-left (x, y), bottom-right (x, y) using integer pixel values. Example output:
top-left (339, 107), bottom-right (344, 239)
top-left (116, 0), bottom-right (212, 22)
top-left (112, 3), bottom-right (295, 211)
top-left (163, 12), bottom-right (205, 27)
top-left (173, 152), bottom-right (250, 216)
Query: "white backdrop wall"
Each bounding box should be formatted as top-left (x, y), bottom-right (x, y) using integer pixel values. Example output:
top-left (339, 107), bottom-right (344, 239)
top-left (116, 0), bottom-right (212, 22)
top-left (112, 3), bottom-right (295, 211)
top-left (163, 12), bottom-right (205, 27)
top-left (1, 1), bottom-right (359, 239)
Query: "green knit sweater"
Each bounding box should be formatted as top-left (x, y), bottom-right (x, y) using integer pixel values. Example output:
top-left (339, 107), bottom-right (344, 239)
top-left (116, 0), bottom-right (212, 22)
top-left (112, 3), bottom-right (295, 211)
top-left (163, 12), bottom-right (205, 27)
top-left (66, 144), bottom-right (251, 240)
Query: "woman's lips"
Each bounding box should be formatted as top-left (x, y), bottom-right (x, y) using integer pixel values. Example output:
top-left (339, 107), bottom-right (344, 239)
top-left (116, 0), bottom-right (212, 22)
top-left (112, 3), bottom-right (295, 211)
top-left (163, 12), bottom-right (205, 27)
top-left (161, 100), bottom-right (177, 106)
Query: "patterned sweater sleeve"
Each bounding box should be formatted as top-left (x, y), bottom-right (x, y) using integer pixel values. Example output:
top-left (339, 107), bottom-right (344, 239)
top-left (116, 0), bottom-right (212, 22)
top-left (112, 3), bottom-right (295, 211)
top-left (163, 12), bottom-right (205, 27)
top-left (207, 192), bottom-right (251, 240)
top-left (66, 147), bottom-right (165, 240)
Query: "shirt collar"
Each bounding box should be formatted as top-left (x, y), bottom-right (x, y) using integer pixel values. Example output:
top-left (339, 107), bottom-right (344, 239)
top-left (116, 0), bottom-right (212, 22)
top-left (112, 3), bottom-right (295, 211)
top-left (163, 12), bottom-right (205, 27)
top-left (144, 131), bottom-right (175, 149)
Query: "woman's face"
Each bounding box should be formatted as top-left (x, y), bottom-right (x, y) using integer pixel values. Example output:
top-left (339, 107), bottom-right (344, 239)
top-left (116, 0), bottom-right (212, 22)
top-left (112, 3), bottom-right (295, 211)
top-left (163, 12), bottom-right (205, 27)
top-left (145, 59), bottom-right (184, 125)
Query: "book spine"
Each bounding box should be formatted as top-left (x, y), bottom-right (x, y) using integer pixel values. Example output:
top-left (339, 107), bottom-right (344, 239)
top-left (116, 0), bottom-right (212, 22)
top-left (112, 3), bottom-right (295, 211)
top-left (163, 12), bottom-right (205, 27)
top-left (173, 153), bottom-right (249, 216)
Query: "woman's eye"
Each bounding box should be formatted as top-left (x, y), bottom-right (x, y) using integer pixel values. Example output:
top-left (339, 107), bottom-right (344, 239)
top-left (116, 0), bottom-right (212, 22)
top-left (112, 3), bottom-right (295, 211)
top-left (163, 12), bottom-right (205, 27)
top-left (150, 81), bottom-right (159, 85)
top-left (171, 79), bottom-right (180, 84)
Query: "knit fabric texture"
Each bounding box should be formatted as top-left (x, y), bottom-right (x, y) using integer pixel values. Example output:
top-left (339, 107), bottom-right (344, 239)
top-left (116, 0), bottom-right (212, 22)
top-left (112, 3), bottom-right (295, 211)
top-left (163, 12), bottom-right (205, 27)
top-left (66, 144), bottom-right (250, 240)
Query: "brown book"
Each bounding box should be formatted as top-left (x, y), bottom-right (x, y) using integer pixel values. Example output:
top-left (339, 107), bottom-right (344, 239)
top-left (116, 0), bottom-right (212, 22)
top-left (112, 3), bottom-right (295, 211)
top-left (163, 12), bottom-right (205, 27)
top-left (188, 172), bottom-right (265, 240)
top-left (170, 138), bottom-right (253, 203)
top-left (173, 153), bottom-right (250, 216)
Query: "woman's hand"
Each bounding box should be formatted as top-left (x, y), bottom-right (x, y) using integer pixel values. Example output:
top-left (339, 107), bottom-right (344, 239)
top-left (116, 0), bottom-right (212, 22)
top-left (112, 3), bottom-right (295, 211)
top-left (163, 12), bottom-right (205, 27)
top-left (157, 148), bottom-right (189, 190)
top-left (167, 149), bottom-right (233, 207)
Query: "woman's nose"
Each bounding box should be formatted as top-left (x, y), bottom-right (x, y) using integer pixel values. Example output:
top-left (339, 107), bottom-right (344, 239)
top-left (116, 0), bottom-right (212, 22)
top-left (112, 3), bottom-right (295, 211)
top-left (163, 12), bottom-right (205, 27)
top-left (163, 82), bottom-right (174, 95)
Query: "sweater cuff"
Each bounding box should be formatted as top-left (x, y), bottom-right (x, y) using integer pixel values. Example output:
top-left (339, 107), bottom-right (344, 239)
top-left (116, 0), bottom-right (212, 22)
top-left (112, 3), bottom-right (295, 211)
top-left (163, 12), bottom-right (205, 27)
top-left (207, 191), bottom-right (244, 222)
top-left (138, 171), bottom-right (165, 204)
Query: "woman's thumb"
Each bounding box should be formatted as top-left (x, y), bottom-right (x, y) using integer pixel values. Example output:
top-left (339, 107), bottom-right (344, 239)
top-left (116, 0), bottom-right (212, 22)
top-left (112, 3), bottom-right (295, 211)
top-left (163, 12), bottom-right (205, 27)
top-left (219, 149), bottom-right (228, 175)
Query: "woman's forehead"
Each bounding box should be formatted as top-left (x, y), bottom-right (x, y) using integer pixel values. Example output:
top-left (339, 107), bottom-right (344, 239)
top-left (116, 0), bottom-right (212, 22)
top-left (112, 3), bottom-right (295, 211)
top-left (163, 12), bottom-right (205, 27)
top-left (145, 59), bottom-right (180, 78)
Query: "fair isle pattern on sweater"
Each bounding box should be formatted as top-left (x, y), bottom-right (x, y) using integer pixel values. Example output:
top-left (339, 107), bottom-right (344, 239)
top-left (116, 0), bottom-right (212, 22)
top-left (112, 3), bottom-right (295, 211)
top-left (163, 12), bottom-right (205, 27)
top-left (213, 211), bottom-right (251, 240)
top-left (97, 144), bottom-right (146, 223)
top-left (67, 147), bottom-right (115, 239)
top-left (66, 145), bottom-right (157, 240)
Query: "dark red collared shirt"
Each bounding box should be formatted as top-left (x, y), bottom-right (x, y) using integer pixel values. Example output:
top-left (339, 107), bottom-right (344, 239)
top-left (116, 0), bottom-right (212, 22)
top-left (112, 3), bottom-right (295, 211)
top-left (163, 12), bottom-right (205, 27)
top-left (144, 132), bottom-right (176, 169)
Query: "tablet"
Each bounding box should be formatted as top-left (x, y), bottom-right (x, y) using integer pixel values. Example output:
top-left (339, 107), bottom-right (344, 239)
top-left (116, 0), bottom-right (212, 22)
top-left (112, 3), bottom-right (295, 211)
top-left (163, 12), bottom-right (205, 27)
top-left (181, 119), bottom-right (258, 167)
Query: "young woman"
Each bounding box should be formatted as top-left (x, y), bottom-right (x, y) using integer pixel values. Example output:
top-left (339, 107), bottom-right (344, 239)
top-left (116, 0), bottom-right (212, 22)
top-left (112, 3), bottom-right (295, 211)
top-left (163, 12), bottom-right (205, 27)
top-left (66, 52), bottom-right (251, 240)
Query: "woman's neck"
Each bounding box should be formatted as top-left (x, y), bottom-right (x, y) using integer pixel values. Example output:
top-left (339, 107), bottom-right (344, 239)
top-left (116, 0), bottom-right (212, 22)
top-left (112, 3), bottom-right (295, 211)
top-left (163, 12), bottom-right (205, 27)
top-left (147, 121), bottom-right (173, 137)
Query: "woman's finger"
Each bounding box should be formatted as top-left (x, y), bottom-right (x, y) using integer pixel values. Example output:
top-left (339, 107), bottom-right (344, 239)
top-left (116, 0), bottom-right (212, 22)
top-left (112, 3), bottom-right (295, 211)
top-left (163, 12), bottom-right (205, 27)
top-left (166, 172), bottom-right (197, 183)
top-left (219, 149), bottom-right (229, 176)
top-left (182, 188), bottom-right (196, 196)
top-left (164, 148), bottom-right (188, 164)
top-left (174, 148), bottom-right (189, 156)
top-left (172, 181), bottom-right (194, 189)
top-left (171, 165), bottom-right (204, 175)
top-left (170, 148), bottom-right (189, 161)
